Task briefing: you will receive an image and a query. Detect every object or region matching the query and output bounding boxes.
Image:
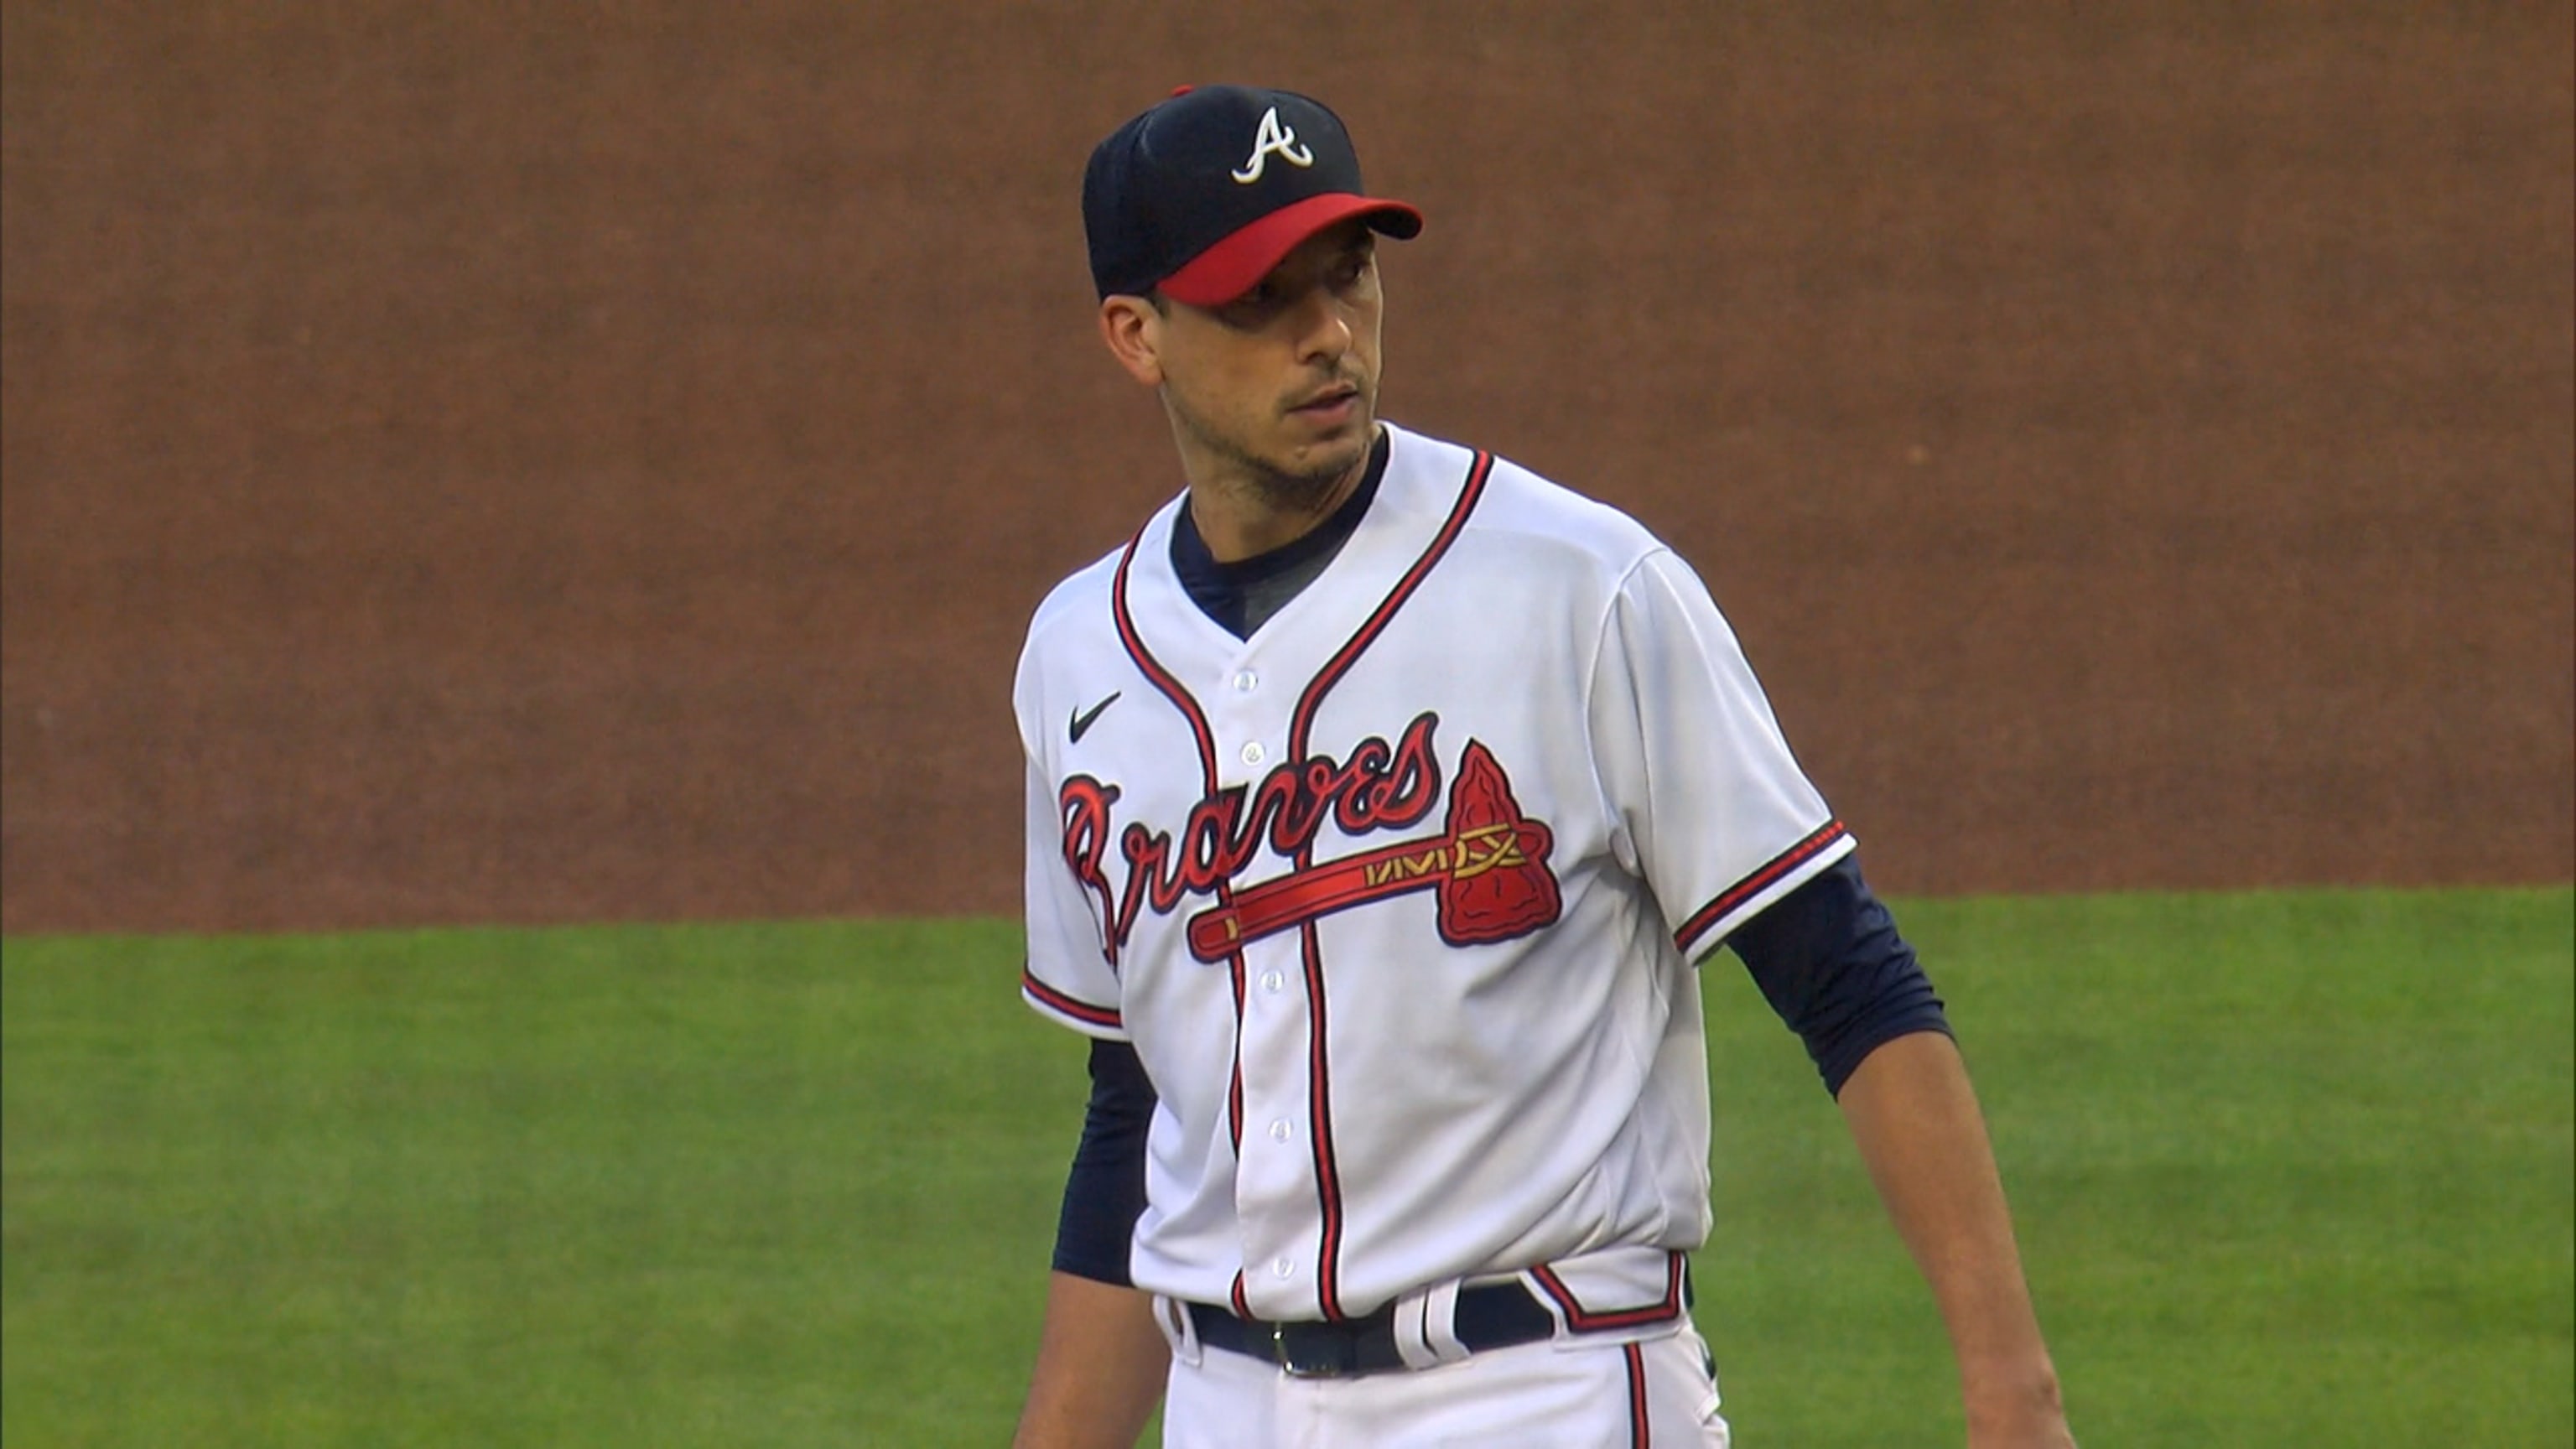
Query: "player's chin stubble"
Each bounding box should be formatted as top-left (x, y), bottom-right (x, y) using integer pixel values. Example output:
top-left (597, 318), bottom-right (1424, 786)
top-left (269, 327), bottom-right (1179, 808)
top-left (1167, 387), bottom-right (1371, 514)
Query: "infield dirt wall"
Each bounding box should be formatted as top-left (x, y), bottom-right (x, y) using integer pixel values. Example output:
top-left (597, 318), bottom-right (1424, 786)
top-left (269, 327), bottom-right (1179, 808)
top-left (4, 4), bottom-right (2570, 933)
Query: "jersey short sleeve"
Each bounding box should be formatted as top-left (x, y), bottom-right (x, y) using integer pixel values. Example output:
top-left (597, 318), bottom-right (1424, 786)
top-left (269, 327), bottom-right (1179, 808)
top-left (1020, 746), bottom-right (1131, 1040)
top-left (1585, 548), bottom-right (1856, 964)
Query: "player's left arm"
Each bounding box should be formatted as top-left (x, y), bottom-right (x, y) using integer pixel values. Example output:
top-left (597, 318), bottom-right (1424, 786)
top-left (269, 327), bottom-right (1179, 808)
top-left (1593, 550), bottom-right (2070, 1441)
top-left (1837, 1031), bottom-right (2074, 1447)
top-left (1727, 860), bottom-right (2072, 1446)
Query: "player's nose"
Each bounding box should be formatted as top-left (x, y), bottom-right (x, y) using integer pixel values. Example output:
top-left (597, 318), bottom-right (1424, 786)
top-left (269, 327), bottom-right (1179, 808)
top-left (1290, 286), bottom-right (1355, 366)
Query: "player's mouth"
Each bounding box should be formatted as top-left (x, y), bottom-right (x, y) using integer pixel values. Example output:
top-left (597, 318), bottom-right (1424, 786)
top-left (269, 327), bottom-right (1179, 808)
top-left (1289, 384), bottom-right (1362, 425)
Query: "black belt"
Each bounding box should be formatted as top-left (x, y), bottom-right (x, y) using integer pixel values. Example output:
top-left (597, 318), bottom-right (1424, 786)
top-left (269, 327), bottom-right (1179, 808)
top-left (1187, 1282), bottom-right (1557, 1379)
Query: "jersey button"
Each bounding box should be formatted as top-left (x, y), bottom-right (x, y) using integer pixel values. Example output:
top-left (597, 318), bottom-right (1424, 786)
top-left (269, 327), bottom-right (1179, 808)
top-left (1259, 970), bottom-right (1285, 993)
top-left (1233, 670), bottom-right (1258, 693)
top-left (1268, 1119), bottom-right (1291, 1141)
top-left (1241, 741), bottom-right (1265, 766)
top-left (1272, 1257), bottom-right (1295, 1279)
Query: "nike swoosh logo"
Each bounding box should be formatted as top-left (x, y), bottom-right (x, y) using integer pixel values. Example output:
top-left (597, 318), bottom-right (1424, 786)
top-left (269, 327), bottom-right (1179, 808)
top-left (1069, 691), bottom-right (1122, 744)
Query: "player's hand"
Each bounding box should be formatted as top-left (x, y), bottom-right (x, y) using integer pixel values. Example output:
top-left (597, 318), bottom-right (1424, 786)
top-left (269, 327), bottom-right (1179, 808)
top-left (1966, 1399), bottom-right (2076, 1448)
top-left (1962, 1359), bottom-right (2074, 1447)
top-left (1969, 1426), bottom-right (2076, 1449)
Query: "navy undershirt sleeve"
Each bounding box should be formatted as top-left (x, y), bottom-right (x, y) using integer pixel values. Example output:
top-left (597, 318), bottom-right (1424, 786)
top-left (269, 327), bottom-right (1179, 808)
top-left (1050, 1037), bottom-right (1157, 1285)
top-left (1725, 854), bottom-right (1952, 1097)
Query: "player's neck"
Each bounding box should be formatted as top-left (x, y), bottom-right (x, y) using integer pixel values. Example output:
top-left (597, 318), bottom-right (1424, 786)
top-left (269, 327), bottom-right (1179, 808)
top-left (1181, 430), bottom-right (1377, 564)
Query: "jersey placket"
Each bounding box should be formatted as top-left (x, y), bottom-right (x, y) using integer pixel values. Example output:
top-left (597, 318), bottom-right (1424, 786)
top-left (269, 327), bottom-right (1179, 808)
top-left (1208, 652), bottom-right (1338, 1322)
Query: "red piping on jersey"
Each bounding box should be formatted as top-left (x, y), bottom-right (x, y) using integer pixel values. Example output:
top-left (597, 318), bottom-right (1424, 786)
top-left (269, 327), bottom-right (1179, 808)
top-left (1297, 919), bottom-right (1346, 1320)
top-left (1021, 969), bottom-right (1122, 1031)
top-left (1113, 532), bottom-right (1250, 1152)
top-left (1280, 448), bottom-right (1496, 1323)
top-left (1286, 451), bottom-right (1497, 760)
top-left (1624, 1342), bottom-right (1651, 1446)
top-left (1671, 818), bottom-right (1851, 953)
top-left (1530, 1249), bottom-right (1689, 1332)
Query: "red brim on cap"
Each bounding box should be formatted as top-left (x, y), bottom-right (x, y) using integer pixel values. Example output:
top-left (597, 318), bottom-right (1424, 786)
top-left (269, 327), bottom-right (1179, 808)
top-left (1157, 193), bottom-right (1425, 308)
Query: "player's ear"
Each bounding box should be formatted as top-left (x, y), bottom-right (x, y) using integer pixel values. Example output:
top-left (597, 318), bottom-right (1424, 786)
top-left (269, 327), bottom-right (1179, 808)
top-left (1098, 294), bottom-right (1166, 387)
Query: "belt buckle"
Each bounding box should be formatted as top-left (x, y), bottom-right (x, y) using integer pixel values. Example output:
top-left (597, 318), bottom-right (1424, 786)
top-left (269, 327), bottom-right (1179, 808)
top-left (1270, 1322), bottom-right (1348, 1379)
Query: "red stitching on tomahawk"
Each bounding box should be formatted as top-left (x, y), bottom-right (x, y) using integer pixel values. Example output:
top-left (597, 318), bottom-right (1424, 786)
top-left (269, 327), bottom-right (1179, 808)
top-left (1184, 740), bottom-right (1561, 961)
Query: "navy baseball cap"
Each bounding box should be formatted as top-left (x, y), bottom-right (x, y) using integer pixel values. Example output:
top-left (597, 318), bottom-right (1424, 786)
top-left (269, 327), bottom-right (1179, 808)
top-left (1083, 85), bottom-right (1423, 308)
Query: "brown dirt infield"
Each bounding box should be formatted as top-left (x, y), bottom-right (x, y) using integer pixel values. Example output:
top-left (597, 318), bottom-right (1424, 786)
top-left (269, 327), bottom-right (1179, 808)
top-left (4, 4), bottom-right (2569, 933)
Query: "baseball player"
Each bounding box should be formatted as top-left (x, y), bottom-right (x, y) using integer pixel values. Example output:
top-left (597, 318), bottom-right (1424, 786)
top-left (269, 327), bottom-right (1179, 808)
top-left (1010, 85), bottom-right (2073, 1448)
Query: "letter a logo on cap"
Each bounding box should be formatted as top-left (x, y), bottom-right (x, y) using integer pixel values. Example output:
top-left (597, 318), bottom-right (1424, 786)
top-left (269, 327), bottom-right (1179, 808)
top-left (1231, 106), bottom-right (1316, 184)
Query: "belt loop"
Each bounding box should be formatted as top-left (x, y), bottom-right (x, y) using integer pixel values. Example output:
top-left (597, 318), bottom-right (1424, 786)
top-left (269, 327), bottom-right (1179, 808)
top-left (1155, 1294), bottom-right (1204, 1368)
top-left (1391, 1278), bottom-right (1470, 1369)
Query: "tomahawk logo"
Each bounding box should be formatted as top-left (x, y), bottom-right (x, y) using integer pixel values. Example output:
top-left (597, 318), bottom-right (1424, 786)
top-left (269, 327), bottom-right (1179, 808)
top-left (1231, 106), bottom-right (1316, 183)
top-left (1057, 713), bottom-right (1562, 966)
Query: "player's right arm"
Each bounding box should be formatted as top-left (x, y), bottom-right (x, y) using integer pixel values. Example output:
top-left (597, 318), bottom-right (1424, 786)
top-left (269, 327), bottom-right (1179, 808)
top-left (1010, 1045), bottom-right (1171, 1449)
top-left (1013, 1035), bottom-right (1166, 1447)
top-left (1007, 1052), bottom-right (1171, 1449)
top-left (1011, 1270), bottom-right (1168, 1449)
top-left (1012, 636), bottom-right (1169, 1447)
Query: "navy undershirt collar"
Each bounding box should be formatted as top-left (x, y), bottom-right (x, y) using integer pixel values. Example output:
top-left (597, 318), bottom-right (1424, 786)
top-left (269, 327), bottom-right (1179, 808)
top-left (1170, 428), bottom-right (1391, 639)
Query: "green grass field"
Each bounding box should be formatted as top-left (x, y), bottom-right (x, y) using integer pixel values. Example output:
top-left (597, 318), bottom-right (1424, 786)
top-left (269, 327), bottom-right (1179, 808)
top-left (4, 889), bottom-right (2569, 1446)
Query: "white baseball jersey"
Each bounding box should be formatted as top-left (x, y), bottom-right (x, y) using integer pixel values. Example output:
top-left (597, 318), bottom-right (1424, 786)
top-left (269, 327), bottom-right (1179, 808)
top-left (1016, 421), bottom-right (1853, 1330)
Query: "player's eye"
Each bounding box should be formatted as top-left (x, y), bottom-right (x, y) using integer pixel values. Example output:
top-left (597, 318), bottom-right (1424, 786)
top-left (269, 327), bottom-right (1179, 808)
top-left (1218, 282), bottom-right (1287, 328)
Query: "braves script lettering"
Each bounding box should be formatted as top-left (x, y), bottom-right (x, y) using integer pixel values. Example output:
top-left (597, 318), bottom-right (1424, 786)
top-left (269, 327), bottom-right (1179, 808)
top-left (1060, 713), bottom-right (1441, 964)
top-left (1060, 712), bottom-right (1565, 965)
